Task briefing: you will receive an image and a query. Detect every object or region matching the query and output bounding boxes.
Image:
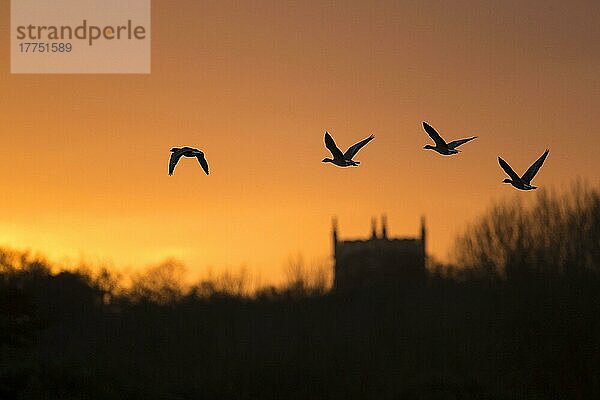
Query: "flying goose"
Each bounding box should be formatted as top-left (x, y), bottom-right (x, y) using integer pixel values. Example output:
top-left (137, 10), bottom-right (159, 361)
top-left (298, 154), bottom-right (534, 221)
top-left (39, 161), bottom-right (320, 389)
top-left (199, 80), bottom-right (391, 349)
top-left (498, 149), bottom-right (549, 190)
top-left (169, 147), bottom-right (209, 176)
top-left (322, 131), bottom-right (375, 167)
top-left (422, 122), bottom-right (477, 155)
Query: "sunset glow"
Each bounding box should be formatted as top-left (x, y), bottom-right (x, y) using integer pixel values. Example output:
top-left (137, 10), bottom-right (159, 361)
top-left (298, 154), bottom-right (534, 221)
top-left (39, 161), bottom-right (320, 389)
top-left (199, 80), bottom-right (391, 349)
top-left (1, 1), bottom-right (598, 283)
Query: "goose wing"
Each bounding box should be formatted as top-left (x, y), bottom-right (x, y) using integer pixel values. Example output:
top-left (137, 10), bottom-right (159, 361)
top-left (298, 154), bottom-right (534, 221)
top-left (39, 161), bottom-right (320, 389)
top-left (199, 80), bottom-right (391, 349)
top-left (521, 149), bottom-right (549, 184)
top-left (195, 152), bottom-right (210, 175)
top-left (422, 122), bottom-right (447, 147)
top-left (325, 132), bottom-right (345, 160)
top-left (168, 150), bottom-right (185, 175)
top-left (498, 157), bottom-right (521, 181)
top-left (344, 134), bottom-right (374, 159)
top-left (447, 136), bottom-right (477, 149)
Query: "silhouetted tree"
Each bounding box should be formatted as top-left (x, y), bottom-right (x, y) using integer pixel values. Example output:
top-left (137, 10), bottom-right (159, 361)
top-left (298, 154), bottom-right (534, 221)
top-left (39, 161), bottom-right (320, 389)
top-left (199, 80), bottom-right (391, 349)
top-left (93, 267), bottom-right (121, 306)
top-left (284, 255), bottom-right (331, 297)
top-left (129, 259), bottom-right (187, 304)
top-left (0, 250), bottom-right (43, 399)
top-left (455, 181), bottom-right (600, 279)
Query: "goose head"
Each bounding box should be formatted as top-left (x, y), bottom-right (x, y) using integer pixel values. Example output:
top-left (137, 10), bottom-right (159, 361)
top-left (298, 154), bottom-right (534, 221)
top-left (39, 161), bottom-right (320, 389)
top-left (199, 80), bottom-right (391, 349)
top-left (423, 145), bottom-right (434, 150)
top-left (502, 178), bottom-right (512, 184)
top-left (322, 158), bottom-right (333, 163)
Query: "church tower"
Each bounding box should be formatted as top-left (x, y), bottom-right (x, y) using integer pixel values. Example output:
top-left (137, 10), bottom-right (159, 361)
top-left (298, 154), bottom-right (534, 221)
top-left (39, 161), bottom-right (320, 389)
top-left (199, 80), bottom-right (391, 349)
top-left (332, 215), bottom-right (428, 290)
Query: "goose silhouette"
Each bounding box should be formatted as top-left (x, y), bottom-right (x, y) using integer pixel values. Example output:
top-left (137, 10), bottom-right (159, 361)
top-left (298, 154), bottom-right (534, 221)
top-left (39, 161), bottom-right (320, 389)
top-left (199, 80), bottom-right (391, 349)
top-left (322, 131), bottom-right (375, 167)
top-left (498, 149), bottom-right (549, 190)
top-left (169, 147), bottom-right (209, 176)
top-left (422, 122), bottom-right (477, 155)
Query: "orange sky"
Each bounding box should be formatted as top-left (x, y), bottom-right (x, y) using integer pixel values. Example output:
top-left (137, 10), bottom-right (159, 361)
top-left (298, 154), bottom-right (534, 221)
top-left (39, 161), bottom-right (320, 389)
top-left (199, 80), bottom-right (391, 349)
top-left (1, 1), bottom-right (598, 283)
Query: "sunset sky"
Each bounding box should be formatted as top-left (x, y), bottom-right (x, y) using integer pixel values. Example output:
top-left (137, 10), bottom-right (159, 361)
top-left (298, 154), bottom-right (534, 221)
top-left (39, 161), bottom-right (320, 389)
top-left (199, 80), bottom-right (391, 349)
top-left (1, 1), bottom-right (598, 283)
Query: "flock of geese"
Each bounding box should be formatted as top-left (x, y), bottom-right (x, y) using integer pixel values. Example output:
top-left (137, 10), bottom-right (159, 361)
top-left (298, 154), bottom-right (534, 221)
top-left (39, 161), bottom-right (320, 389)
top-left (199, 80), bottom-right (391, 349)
top-left (168, 121), bottom-right (549, 191)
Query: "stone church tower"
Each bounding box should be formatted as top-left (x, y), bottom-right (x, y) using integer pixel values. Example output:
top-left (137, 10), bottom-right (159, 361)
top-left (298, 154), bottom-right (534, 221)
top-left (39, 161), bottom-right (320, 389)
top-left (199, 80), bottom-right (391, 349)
top-left (332, 216), bottom-right (427, 290)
